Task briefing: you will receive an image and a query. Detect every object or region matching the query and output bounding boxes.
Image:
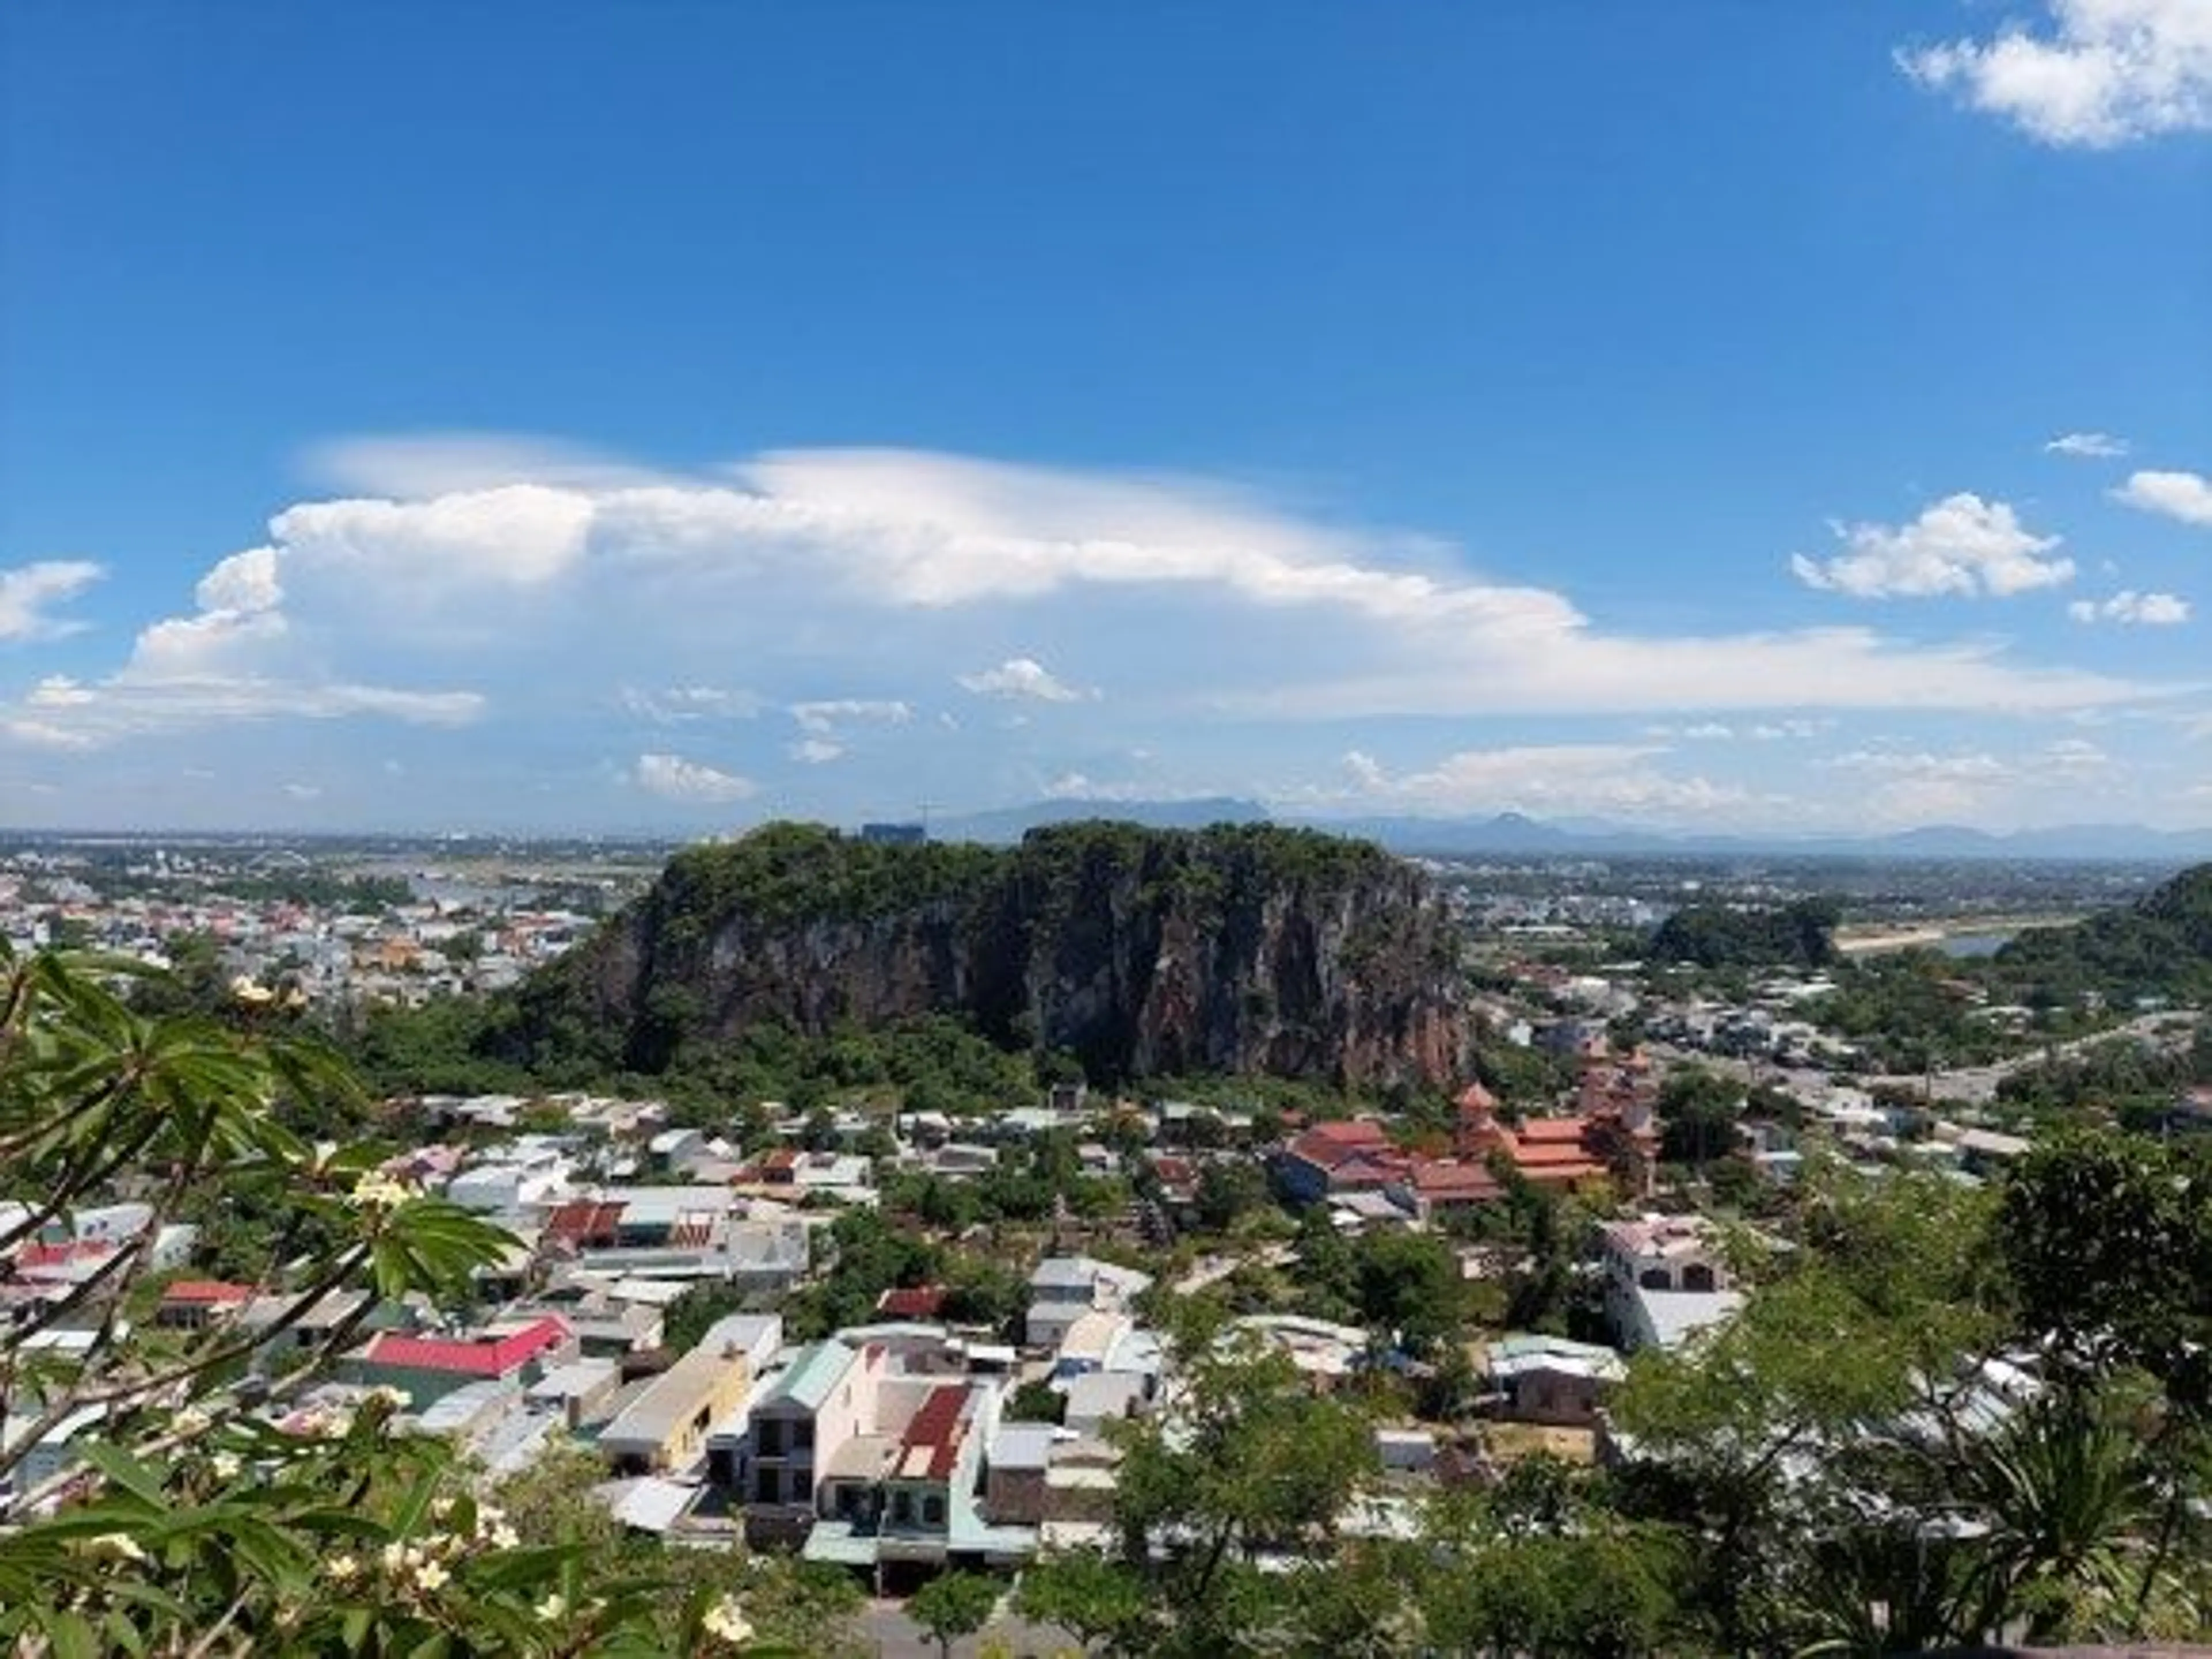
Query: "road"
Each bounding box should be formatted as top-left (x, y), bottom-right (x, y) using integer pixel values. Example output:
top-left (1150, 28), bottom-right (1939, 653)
top-left (1656, 1011), bottom-right (2196, 1107)
top-left (1173, 1242), bottom-right (1295, 1295)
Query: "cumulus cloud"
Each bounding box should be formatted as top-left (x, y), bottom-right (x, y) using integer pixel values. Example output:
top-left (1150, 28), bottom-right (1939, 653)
top-left (6, 441), bottom-right (2169, 770)
top-left (2113, 468), bottom-right (2212, 526)
top-left (956, 657), bottom-right (1086, 702)
top-left (789, 738), bottom-right (845, 765)
top-left (2046, 431), bottom-right (2130, 459)
top-left (1900, 0), bottom-right (2212, 147)
top-left (0, 561), bottom-right (103, 643)
top-left (1791, 494), bottom-right (2076, 599)
top-left (631, 752), bottom-right (756, 804)
top-left (2068, 590), bottom-right (2192, 624)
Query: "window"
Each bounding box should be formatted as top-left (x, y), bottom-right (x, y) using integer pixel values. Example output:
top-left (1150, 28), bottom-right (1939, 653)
top-left (793, 1420), bottom-right (815, 1449)
top-left (757, 1469), bottom-right (781, 1505)
top-left (1683, 1262), bottom-right (1717, 1292)
top-left (890, 1491), bottom-right (912, 1526)
top-left (921, 1494), bottom-right (945, 1527)
top-left (1639, 1267), bottom-right (1672, 1290)
top-left (757, 1421), bottom-right (786, 1457)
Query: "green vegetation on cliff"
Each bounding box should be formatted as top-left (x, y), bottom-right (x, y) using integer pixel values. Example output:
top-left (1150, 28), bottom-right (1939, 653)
top-left (1990, 862), bottom-right (2212, 1005)
top-left (494, 819), bottom-right (1461, 1093)
top-left (1647, 898), bottom-right (1839, 971)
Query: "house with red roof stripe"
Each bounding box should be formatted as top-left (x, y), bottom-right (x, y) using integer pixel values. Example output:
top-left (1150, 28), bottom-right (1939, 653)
top-left (339, 1315), bottom-right (576, 1410)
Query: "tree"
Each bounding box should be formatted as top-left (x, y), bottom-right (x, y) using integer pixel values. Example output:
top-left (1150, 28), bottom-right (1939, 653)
top-left (1005, 1380), bottom-right (1066, 1425)
top-left (1194, 1160), bottom-right (1268, 1234)
top-left (1658, 1066), bottom-right (1743, 1169)
top-left (907, 1570), bottom-right (1001, 1659)
top-left (1107, 1310), bottom-right (1380, 1654)
top-left (0, 944), bottom-right (789, 1656)
top-left (1015, 1554), bottom-right (1149, 1656)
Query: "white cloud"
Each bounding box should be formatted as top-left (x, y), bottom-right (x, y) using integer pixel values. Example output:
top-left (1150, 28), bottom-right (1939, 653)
top-left (789, 738), bottom-right (845, 765)
top-left (619, 684), bottom-right (762, 723)
top-left (2046, 431), bottom-right (2130, 459)
top-left (2113, 468), bottom-right (2212, 527)
top-left (0, 561), bottom-right (103, 643)
top-left (1324, 744), bottom-right (1749, 820)
top-left (1826, 749), bottom-right (2016, 782)
top-left (2067, 589), bottom-right (2192, 624)
top-left (281, 782), bottom-right (322, 801)
top-left (194, 546), bottom-right (284, 614)
top-left (9, 441), bottom-right (2172, 771)
top-left (1791, 494), bottom-right (2075, 599)
top-left (631, 752), bottom-right (756, 804)
top-left (790, 699), bottom-right (912, 735)
top-left (1750, 718), bottom-right (1833, 741)
top-left (1900, 0), bottom-right (2212, 147)
top-left (956, 657), bottom-right (1086, 702)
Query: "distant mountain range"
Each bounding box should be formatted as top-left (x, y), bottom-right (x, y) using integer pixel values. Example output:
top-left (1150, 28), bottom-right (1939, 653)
top-left (927, 799), bottom-right (2212, 863)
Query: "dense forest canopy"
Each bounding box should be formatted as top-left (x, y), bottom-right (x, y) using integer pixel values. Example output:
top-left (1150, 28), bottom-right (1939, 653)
top-left (1991, 862), bottom-right (2212, 1005)
top-left (1646, 897), bottom-right (1840, 970)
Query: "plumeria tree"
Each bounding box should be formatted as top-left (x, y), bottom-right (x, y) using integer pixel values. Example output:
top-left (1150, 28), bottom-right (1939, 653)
top-left (0, 944), bottom-right (783, 1655)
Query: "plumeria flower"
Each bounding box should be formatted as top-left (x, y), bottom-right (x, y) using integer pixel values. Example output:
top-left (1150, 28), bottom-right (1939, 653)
top-left (209, 1450), bottom-right (243, 1481)
top-left (534, 1593), bottom-right (569, 1623)
top-left (412, 1560), bottom-right (451, 1594)
top-left (702, 1595), bottom-right (753, 1646)
top-left (169, 1407), bottom-right (212, 1438)
top-left (349, 1171), bottom-right (416, 1210)
top-left (84, 1533), bottom-right (146, 1562)
top-left (328, 1554), bottom-right (361, 1582)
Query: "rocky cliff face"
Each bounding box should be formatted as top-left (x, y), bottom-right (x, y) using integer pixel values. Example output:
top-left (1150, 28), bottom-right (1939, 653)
top-left (515, 820), bottom-right (1468, 1089)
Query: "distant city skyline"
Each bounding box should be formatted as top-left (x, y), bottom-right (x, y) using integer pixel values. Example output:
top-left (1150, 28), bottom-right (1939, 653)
top-left (3, 2), bottom-right (2209, 834)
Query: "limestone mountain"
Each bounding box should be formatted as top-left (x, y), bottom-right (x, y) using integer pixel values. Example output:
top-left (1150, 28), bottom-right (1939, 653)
top-left (506, 820), bottom-right (1468, 1089)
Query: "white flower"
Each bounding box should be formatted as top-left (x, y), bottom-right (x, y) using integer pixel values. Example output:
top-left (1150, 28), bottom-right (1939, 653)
top-left (209, 1451), bottom-right (242, 1481)
top-left (412, 1559), bottom-right (450, 1593)
top-left (348, 1172), bottom-right (416, 1210)
top-left (702, 1595), bottom-right (753, 1645)
top-left (169, 1407), bottom-right (212, 1438)
top-left (328, 1554), bottom-right (361, 1582)
top-left (380, 1540), bottom-right (410, 1574)
top-left (430, 1496), bottom-right (457, 1521)
top-left (85, 1532), bottom-right (146, 1562)
top-left (534, 1593), bottom-right (569, 1623)
top-left (370, 1385), bottom-right (411, 1410)
top-left (484, 1521), bottom-right (519, 1551)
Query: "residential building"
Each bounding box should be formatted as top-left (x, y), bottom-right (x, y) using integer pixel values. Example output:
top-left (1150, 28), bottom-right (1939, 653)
top-left (339, 1315), bottom-right (575, 1410)
top-left (1600, 1217), bottom-right (1743, 1352)
top-left (1024, 1256), bottom-right (1153, 1349)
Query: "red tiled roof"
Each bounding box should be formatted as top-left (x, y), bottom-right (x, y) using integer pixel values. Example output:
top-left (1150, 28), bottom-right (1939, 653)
top-left (360, 1316), bottom-right (569, 1377)
top-left (894, 1383), bottom-right (971, 1482)
top-left (13, 1240), bottom-right (121, 1270)
top-left (161, 1279), bottom-right (255, 1305)
top-left (1456, 1081), bottom-right (1499, 1112)
top-left (1409, 1159), bottom-right (1501, 1202)
top-left (877, 1286), bottom-right (948, 1319)
top-left (1287, 1120), bottom-right (1394, 1170)
top-left (1518, 1119), bottom-right (1588, 1143)
top-left (546, 1200), bottom-right (624, 1244)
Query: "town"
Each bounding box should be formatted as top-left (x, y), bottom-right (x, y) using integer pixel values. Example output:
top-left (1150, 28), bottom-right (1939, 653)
top-left (3, 824), bottom-right (2207, 1653)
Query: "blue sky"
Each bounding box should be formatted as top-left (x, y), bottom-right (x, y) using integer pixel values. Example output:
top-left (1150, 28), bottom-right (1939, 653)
top-left (3, 0), bottom-right (2209, 834)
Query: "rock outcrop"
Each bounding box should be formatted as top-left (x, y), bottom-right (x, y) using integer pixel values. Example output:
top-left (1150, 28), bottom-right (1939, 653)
top-left (511, 820), bottom-right (1468, 1088)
